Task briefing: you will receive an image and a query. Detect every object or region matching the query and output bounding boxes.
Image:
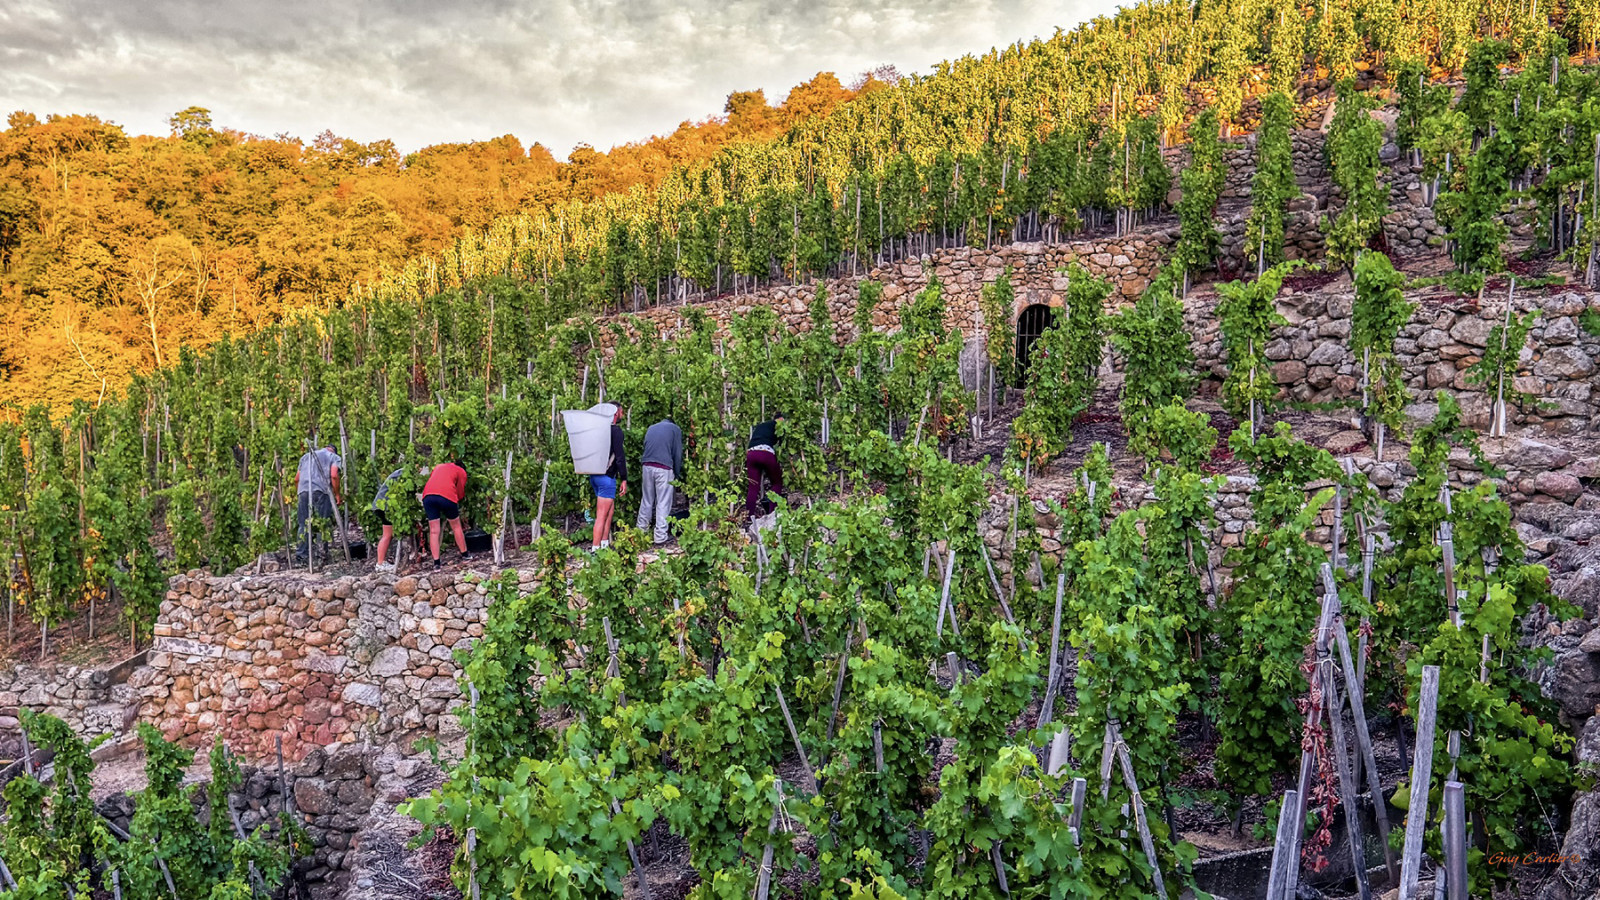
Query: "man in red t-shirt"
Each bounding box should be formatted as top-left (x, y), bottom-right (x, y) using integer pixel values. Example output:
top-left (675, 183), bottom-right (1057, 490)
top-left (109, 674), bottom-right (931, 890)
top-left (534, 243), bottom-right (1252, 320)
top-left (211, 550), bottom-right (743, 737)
top-left (421, 459), bottom-right (472, 570)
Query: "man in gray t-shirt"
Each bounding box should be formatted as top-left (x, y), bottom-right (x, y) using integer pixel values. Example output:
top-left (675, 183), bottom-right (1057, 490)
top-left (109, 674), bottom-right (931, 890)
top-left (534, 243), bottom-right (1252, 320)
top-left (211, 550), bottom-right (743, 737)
top-left (293, 446), bottom-right (343, 561)
top-left (636, 418), bottom-right (682, 545)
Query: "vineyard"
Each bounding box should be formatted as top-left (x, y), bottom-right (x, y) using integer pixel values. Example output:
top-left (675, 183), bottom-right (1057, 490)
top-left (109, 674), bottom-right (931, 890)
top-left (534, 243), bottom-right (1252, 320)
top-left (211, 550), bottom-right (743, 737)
top-left (387, 384), bottom-right (1582, 900)
top-left (2, 0), bottom-right (1600, 898)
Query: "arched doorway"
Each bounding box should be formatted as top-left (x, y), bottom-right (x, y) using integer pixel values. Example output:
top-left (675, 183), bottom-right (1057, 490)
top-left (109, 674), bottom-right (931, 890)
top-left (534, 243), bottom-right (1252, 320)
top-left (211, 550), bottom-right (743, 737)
top-left (1014, 304), bottom-right (1058, 386)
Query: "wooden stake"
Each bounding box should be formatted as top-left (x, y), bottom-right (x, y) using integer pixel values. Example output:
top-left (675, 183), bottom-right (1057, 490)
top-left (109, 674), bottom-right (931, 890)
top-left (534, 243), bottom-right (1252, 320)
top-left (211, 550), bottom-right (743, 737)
top-left (1111, 725), bottom-right (1168, 900)
top-left (1098, 720), bottom-right (1116, 801)
top-left (1266, 789), bottom-right (1302, 900)
top-left (1067, 777), bottom-right (1088, 845)
top-left (1334, 611), bottom-right (1397, 883)
top-left (979, 543), bottom-right (1019, 629)
top-left (935, 548), bottom-right (958, 638)
top-left (1440, 522), bottom-right (1460, 626)
top-left (1046, 729), bottom-right (1072, 776)
top-left (774, 684), bottom-right (819, 796)
top-left (1399, 665), bottom-right (1441, 900)
top-left (1321, 655), bottom-right (1371, 900)
top-left (753, 782), bottom-right (787, 900)
top-left (1038, 573), bottom-right (1067, 727)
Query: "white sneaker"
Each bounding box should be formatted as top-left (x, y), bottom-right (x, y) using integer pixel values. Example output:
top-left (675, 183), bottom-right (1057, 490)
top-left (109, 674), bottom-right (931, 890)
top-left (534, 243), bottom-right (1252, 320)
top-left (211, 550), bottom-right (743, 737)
top-left (375, 562), bottom-right (395, 573)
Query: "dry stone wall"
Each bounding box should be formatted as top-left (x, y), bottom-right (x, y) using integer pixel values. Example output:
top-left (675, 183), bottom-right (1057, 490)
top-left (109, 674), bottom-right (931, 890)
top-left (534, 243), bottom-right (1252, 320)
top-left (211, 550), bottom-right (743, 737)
top-left (599, 126), bottom-right (1470, 382)
top-left (608, 230), bottom-right (1179, 347)
top-left (1182, 285), bottom-right (1600, 434)
top-left (134, 569), bottom-right (537, 762)
top-left (94, 742), bottom-right (395, 899)
top-left (0, 660), bottom-right (136, 752)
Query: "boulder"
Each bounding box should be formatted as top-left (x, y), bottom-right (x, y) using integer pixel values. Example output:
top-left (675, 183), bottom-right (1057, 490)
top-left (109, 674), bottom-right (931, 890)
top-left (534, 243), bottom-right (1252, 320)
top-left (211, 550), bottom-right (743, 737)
top-left (1539, 634), bottom-right (1600, 723)
top-left (1544, 316), bottom-right (1581, 346)
top-left (293, 779), bottom-right (336, 816)
top-left (1537, 472), bottom-right (1586, 504)
top-left (342, 683), bottom-right (381, 708)
top-left (1537, 346), bottom-right (1596, 380)
top-left (368, 646), bottom-right (409, 678)
top-left (1449, 316), bottom-right (1493, 348)
top-left (1272, 360), bottom-right (1307, 384)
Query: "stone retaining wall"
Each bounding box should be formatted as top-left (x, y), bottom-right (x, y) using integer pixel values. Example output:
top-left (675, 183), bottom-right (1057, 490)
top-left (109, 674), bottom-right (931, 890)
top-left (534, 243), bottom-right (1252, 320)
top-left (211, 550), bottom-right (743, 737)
top-left (984, 435), bottom-right (1599, 581)
top-left (0, 661), bottom-right (135, 750)
top-left (610, 125), bottom-right (1466, 355)
top-left (95, 742), bottom-right (395, 899)
top-left (134, 570), bottom-right (537, 762)
top-left (1182, 286), bottom-right (1600, 434)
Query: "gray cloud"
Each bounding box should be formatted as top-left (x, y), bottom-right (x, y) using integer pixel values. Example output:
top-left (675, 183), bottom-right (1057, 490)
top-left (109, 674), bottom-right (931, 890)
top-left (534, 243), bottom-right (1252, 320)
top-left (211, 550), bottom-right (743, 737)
top-left (1, 0), bottom-right (1110, 157)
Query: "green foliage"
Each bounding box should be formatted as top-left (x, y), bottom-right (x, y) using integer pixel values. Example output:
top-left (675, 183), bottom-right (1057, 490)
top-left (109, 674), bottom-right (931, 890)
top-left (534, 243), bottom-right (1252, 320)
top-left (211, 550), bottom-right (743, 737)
top-left (1069, 512), bottom-right (1190, 778)
top-left (1113, 265), bottom-right (1196, 454)
top-left (1351, 253), bottom-right (1412, 360)
top-left (1134, 401), bottom-right (1218, 471)
top-left (1267, 6), bottom-right (1306, 95)
top-left (1580, 307), bottom-right (1600, 337)
top-left (979, 267), bottom-right (1016, 386)
top-left (1244, 92), bottom-right (1297, 269)
top-left (1367, 396), bottom-right (1576, 888)
top-left (1216, 262), bottom-right (1297, 427)
top-left (1438, 127), bottom-right (1513, 275)
top-left (1466, 307), bottom-right (1540, 413)
top-left (1352, 251), bottom-right (1414, 434)
top-left (853, 281), bottom-right (884, 336)
top-left (1175, 110), bottom-right (1225, 274)
top-left (163, 478), bottom-right (206, 572)
top-left (1393, 58), bottom-right (1450, 156)
top-left (0, 716), bottom-right (298, 899)
top-left (1011, 265), bottom-right (1109, 465)
top-left (1323, 82), bottom-right (1389, 269)
top-left (1214, 492), bottom-right (1331, 796)
top-left (0, 713), bottom-right (106, 892)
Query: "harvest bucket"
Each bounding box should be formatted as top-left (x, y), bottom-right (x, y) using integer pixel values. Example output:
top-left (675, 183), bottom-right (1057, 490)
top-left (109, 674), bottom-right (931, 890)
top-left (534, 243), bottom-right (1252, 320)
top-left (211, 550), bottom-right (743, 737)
top-left (562, 403), bottom-right (618, 474)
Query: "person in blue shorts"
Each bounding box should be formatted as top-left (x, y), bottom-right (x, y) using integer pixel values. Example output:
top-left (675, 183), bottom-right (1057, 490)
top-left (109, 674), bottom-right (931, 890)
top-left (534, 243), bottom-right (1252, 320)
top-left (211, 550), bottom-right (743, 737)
top-left (590, 406), bottom-right (628, 550)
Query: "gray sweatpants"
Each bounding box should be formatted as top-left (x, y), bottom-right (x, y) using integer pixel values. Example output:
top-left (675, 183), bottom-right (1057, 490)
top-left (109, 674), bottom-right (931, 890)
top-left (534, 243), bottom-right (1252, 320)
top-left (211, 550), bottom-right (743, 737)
top-left (636, 466), bottom-right (674, 543)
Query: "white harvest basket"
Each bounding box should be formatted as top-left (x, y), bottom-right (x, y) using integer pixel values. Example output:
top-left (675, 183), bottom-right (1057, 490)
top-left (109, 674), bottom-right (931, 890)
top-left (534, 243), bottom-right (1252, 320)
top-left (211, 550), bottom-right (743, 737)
top-left (562, 403), bottom-right (618, 474)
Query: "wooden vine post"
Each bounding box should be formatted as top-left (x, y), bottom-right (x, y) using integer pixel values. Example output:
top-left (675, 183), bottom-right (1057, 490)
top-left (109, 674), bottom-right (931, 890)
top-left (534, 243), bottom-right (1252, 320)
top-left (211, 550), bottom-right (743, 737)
top-left (1398, 665), bottom-right (1441, 900)
top-left (1277, 565), bottom-right (1388, 899)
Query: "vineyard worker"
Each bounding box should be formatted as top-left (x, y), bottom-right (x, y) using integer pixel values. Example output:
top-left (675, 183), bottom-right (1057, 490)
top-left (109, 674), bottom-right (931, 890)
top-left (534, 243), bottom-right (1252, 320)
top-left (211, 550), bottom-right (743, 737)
top-left (293, 445), bottom-right (343, 563)
top-left (370, 466), bottom-right (405, 573)
top-left (421, 458), bottom-right (474, 570)
top-left (590, 406), bottom-right (628, 551)
top-left (745, 414), bottom-right (785, 519)
top-left (636, 417), bottom-right (683, 545)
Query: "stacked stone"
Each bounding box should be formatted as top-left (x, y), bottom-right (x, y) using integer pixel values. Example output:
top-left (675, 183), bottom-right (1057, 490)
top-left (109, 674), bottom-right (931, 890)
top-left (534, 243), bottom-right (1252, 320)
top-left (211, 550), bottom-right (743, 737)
top-left (1181, 287), bottom-right (1600, 434)
top-left (0, 661), bottom-right (125, 743)
top-left (137, 570), bottom-right (521, 761)
top-left (285, 745), bottom-right (381, 893)
top-left (94, 744), bottom-right (389, 900)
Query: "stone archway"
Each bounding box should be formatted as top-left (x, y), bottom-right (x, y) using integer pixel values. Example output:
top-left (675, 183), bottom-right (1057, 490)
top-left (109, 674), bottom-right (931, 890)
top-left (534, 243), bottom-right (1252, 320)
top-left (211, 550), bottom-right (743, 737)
top-left (1014, 303), bottom-right (1059, 387)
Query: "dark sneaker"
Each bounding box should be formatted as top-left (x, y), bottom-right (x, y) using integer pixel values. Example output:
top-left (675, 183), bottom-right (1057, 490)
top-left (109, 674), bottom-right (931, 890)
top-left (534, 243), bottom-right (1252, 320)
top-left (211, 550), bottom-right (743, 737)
top-left (432, 559), bottom-right (443, 570)
top-left (461, 552), bottom-right (475, 561)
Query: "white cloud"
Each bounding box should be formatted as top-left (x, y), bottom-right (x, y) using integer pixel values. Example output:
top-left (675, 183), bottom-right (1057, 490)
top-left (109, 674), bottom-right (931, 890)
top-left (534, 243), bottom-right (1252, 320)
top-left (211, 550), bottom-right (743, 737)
top-left (0, 0), bottom-right (1114, 158)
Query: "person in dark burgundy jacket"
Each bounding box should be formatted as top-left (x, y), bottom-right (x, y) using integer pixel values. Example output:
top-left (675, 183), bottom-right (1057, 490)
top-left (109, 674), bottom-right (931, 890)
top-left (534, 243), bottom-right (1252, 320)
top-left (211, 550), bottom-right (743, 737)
top-left (745, 415), bottom-right (784, 518)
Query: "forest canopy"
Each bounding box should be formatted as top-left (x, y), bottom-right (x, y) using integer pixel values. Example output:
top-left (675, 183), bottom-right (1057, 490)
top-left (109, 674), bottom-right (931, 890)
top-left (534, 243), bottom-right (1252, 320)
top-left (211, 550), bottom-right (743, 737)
top-left (0, 70), bottom-right (878, 410)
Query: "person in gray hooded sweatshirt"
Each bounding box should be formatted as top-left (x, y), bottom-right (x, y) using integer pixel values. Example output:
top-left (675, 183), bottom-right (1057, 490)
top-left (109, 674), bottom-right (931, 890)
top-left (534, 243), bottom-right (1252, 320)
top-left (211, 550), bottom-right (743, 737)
top-left (636, 417), bottom-right (683, 545)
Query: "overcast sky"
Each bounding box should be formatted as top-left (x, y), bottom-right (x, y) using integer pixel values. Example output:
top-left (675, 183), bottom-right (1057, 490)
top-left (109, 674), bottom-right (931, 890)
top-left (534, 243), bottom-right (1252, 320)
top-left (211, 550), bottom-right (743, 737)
top-left (1, 0), bottom-right (1111, 158)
